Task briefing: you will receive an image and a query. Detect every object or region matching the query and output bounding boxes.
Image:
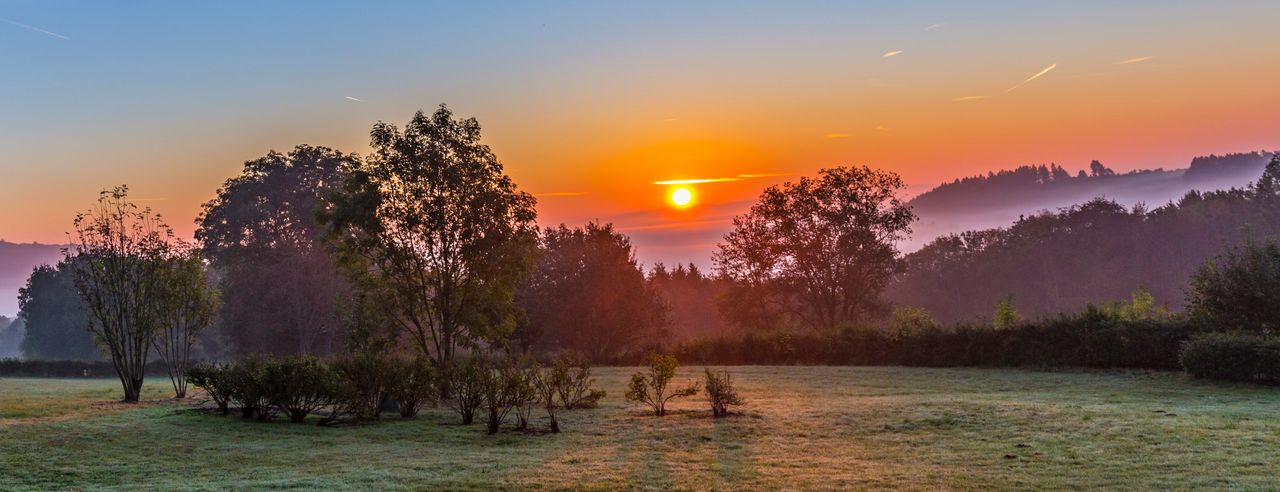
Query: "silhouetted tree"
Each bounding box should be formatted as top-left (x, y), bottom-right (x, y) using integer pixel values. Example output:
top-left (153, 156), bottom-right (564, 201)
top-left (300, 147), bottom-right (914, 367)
top-left (1186, 236), bottom-right (1280, 332)
top-left (647, 263), bottom-right (730, 339)
top-left (198, 145), bottom-right (357, 356)
top-left (517, 223), bottom-right (668, 360)
top-left (17, 262), bottom-right (99, 361)
top-left (68, 186), bottom-right (173, 403)
top-left (151, 247), bottom-right (219, 398)
top-left (715, 166), bottom-right (916, 332)
top-left (323, 105), bottom-right (537, 366)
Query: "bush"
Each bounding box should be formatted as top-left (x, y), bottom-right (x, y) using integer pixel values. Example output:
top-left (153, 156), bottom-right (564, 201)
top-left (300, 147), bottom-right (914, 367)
top-left (551, 353), bottom-right (606, 409)
top-left (704, 368), bottom-right (744, 417)
top-left (445, 356), bottom-right (487, 425)
top-left (185, 363), bottom-right (232, 415)
top-left (625, 354), bottom-right (699, 416)
top-left (224, 356), bottom-right (273, 420)
top-left (530, 362), bottom-right (562, 433)
top-left (263, 355), bottom-right (336, 423)
top-left (1180, 332), bottom-right (1280, 384)
top-left (509, 358), bottom-right (539, 431)
top-left (1187, 238), bottom-right (1280, 332)
top-left (330, 354), bottom-right (396, 420)
top-left (389, 357), bottom-right (437, 419)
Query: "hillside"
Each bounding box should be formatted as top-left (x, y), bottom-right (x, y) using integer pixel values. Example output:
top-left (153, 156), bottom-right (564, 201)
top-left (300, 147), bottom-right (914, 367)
top-left (904, 152), bottom-right (1275, 250)
top-left (0, 241), bottom-right (64, 316)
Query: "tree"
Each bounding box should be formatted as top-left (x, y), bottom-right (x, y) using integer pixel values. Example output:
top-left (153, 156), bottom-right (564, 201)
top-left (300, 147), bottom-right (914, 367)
top-left (198, 145), bottom-right (357, 356)
top-left (648, 263), bottom-right (730, 339)
top-left (68, 186), bottom-right (173, 402)
top-left (517, 223), bottom-right (668, 360)
top-left (993, 296), bottom-right (1021, 330)
top-left (18, 262), bottom-right (100, 361)
top-left (0, 316), bottom-right (22, 358)
top-left (151, 247), bottom-right (219, 398)
top-left (714, 166), bottom-right (916, 332)
top-left (625, 354), bottom-right (699, 416)
top-left (323, 105), bottom-right (538, 366)
top-left (1186, 236), bottom-right (1280, 332)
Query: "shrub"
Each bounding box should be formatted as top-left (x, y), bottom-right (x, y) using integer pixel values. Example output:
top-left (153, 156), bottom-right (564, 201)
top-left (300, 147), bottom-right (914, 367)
top-left (481, 356), bottom-right (531, 435)
top-left (530, 363), bottom-right (562, 433)
top-left (445, 356), bottom-right (487, 425)
top-left (552, 353), bottom-right (606, 409)
top-left (224, 356), bottom-right (273, 420)
top-left (1187, 237), bottom-right (1280, 332)
top-left (625, 354), bottom-right (699, 416)
top-left (704, 368), bottom-right (744, 417)
top-left (389, 357), bottom-right (437, 419)
top-left (507, 356), bottom-right (539, 431)
top-left (1180, 332), bottom-right (1280, 384)
top-left (185, 363), bottom-right (231, 415)
top-left (263, 355), bottom-right (335, 423)
top-left (330, 354), bottom-right (396, 420)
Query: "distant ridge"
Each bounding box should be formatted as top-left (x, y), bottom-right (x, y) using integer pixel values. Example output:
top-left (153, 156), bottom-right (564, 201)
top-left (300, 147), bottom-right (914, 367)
top-left (0, 241), bottom-right (65, 316)
top-left (904, 151), bottom-right (1275, 250)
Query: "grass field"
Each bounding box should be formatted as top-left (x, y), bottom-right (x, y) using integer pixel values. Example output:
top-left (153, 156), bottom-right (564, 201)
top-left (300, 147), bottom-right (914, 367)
top-left (2, 367), bottom-right (1279, 490)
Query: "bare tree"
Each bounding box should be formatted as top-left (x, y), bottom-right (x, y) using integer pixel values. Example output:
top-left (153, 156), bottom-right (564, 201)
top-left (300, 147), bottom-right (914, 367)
top-left (69, 186), bottom-right (173, 403)
top-left (151, 246), bottom-right (219, 398)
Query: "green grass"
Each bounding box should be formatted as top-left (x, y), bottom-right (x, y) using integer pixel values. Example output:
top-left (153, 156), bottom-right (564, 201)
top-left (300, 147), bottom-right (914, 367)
top-left (2, 367), bottom-right (1279, 490)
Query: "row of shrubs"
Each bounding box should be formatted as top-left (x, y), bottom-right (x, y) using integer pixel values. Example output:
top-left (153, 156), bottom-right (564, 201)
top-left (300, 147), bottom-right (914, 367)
top-left (185, 353), bottom-right (605, 433)
top-left (0, 359), bottom-right (171, 378)
top-left (1179, 332), bottom-right (1280, 384)
top-left (655, 315), bottom-right (1199, 370)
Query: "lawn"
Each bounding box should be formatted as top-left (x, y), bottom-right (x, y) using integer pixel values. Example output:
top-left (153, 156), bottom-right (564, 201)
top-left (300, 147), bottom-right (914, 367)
top-left (1, 367), bottom-right (1278, 490)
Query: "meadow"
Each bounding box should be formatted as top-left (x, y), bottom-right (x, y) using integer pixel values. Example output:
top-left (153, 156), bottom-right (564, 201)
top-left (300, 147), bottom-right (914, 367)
top-left (2, 367), bottom-right (1279, 490)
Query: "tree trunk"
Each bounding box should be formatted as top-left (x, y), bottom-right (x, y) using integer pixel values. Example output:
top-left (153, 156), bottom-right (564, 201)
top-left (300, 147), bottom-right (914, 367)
top-left (487, 408), bottom-right (500, 434)
top-left (549, 413), bottom-right (559, 433)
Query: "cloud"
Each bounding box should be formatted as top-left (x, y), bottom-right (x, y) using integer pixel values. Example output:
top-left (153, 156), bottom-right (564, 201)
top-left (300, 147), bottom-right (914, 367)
top-left (652, 174), bottom-right (790, 185)
top-left (925, 22), bottom-right (948, 31)
top-left (344, 96), bottom-right (363, 102)
top-left (0, 18), bottom-right (69, 40)
top-left (825, 133), bottom-right (851, 139)
top-left (883, 50), bottom-right (903, 58)
top-left (1006, 63), bottom-right (1057, 92)
top-left (952, 95), bottom-right (988, 102)
top-left (652, 178), bottom-right (740, 185)
top-left (875, 125), bottom-right (892, 132)
top-left (1116, 56), bottom-right (1153, 65)
top-left (533, 191), bottom-right (587, 197)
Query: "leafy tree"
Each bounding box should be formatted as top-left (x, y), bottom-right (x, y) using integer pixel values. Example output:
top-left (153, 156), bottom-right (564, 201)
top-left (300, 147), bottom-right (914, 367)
top-left (323, 105), bottom-right (537, 366)
top-left (625, 354), bottom-right (699, 416)
top-left (18, 262), bottom-right (100, 361)
top-left (1186, 236), bottom-right (1280, 332)
top-left (993, 297), bottom-right (1021, 330)
top-left (151, 247), bottom-right (219, 398)
top-left (704, 368), bottom-right (744, 417)
top-left (517, 223), bottom-right (668, 360)
top-left (888, 306), bottom-right (939, 340)
top-left (68, 186), bottom-right (174, 402)
top-left (715, 166), bottom-right (916, 332)
top-left (198, 145), bottom-right (357, 356)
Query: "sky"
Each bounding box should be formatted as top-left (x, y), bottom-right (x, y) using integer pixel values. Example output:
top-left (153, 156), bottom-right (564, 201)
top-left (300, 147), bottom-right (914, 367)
top-left (3, 0), bottom-right (1280, 270)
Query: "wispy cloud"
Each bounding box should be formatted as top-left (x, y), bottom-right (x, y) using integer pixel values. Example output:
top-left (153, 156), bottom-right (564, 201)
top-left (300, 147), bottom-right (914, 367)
top-left (952, 95), bottom-right (988, 102)
top-left (825, 133), bottom-right (851, 139)
top-left (344, 96), bottom-right (363, 102)
top-left (925, 21), bottom-right (948, 31)
top-left (652, 174), bottom-right (790, 186)
top-left (533, 191), bottom-right (588, 197)
top-left (0, 18), bottom-right (69, 40)
top-left (653, 178), bottom-right (740, 185)
top-left (875, 125), bottom-right (892, 132)
top-left (1006, 63), bottom-right (1057, 92)
top-left (1116, 56), bottom-right (1153, 65)
top-left (883, 50), bottom-right (903, 58)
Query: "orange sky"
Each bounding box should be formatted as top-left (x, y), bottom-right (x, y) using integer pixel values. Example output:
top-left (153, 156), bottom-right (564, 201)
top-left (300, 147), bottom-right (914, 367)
top-left (3, 2), bottom-right (1280, 268)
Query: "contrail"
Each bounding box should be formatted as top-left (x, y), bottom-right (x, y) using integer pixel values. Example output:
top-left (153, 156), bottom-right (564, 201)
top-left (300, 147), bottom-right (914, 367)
top-left (1116, 56), bottom-right (1153, 65)
top-left (344, 96), bottom-right (363, 102)
top-left (883, 50), bottom-right (903, 58)
top-left (952, 95), bottom-right (988, 102)
top-left (1006, 63), bottom-right (1057, 92)
top-left (0, 18), bottom-right (69, 40)
top-left (925, 22), bottom-right (947, 31)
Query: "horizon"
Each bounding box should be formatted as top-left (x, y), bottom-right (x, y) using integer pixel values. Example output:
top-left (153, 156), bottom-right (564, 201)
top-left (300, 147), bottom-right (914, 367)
top-left (3, 1), bottom-right (1280, 270)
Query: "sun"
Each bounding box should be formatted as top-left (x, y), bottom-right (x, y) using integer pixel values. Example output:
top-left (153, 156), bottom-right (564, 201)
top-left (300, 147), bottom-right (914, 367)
top-left (670, 187), bottom-right (693, 207)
